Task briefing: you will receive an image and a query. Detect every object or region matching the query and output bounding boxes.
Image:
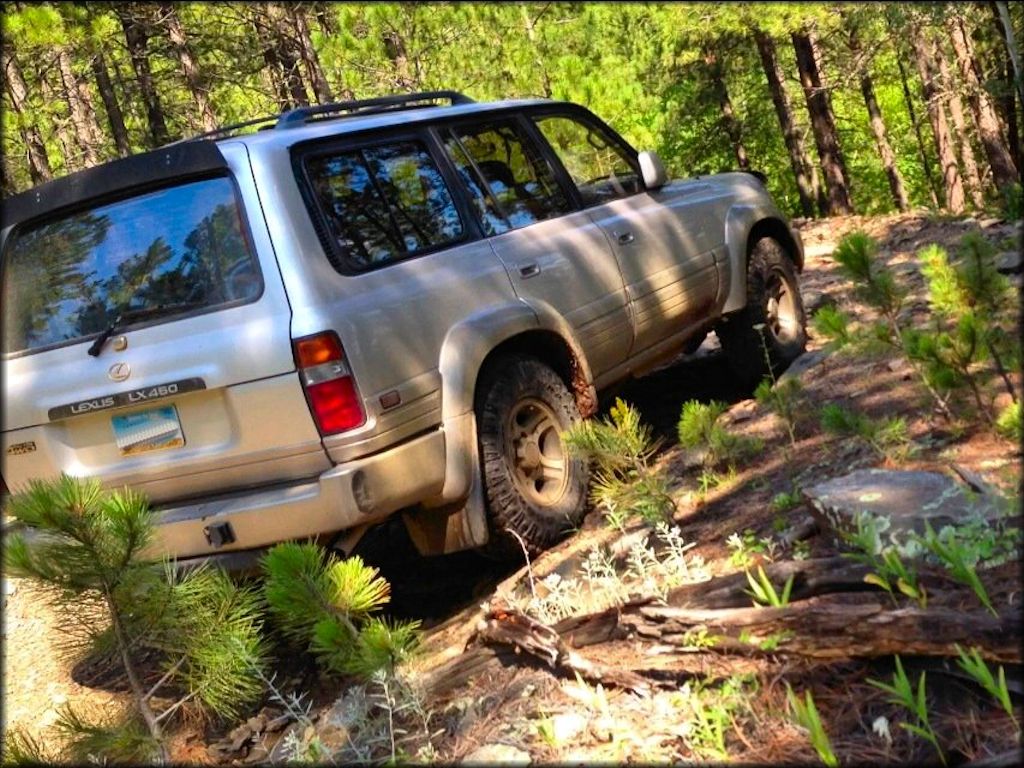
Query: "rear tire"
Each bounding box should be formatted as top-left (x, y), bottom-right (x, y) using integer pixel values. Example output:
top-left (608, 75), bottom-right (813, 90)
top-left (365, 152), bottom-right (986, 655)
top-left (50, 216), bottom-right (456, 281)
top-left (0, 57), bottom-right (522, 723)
top-left (717, 236), bottom-right (806, 386)
top-left (476, 356), bottom-right (589, 559)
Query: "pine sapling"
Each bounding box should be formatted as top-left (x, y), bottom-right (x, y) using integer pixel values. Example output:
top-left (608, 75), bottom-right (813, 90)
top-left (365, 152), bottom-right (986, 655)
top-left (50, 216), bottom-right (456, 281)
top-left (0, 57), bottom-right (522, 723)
top-left (564, 397), bottom-right (676, 527)
top-left (261, 542), bottom-right (420, 679)
top-left (3, 475), bottom-right (268, 764)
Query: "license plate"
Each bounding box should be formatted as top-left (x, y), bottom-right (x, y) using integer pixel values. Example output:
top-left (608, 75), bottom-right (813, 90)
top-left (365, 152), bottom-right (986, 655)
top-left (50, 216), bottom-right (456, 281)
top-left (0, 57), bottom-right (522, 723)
top-left (111, 406), bottom-right (185, 456)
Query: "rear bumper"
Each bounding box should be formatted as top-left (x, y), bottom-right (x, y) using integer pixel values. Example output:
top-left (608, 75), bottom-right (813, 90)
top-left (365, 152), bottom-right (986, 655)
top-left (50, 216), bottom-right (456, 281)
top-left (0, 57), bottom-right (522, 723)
top-left (148, 428), bottom-right (446, 560)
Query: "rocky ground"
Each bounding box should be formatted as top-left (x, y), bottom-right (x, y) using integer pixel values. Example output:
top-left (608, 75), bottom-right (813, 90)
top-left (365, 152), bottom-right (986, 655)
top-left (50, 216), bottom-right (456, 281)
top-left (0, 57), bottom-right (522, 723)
top-left (3, 211), bottom-right (1021, 764)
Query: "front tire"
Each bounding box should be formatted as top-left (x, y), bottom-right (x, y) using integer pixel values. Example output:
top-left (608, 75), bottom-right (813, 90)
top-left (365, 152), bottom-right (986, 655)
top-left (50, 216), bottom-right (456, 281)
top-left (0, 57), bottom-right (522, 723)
top-left (717, 236), bottom-right (807, 386)
top-left (476, 357), bottom-right (589, 559)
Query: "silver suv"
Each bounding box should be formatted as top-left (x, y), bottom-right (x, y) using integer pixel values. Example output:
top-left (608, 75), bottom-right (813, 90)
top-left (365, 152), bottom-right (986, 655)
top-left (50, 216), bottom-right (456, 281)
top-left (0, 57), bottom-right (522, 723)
top-left (1, 91), bottom-right (806, 565)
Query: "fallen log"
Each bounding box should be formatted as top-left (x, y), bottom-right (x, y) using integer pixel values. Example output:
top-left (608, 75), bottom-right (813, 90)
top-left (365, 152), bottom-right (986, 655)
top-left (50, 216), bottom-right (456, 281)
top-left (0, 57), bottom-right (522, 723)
top-left (663, 556), bottom-right (875, 609)
top-left (625, 596), bottom-right (1021, 663)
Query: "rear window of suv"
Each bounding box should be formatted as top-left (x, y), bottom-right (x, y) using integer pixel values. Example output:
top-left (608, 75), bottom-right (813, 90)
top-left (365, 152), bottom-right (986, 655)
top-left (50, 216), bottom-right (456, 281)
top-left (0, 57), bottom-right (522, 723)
top-left (2, 176), bottom-right (261, 355)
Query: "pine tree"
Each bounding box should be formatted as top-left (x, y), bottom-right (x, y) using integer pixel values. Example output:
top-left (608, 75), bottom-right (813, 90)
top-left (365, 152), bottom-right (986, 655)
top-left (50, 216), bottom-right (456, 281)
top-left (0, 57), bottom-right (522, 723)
top-left (3, 475), bottom-right (269, 764)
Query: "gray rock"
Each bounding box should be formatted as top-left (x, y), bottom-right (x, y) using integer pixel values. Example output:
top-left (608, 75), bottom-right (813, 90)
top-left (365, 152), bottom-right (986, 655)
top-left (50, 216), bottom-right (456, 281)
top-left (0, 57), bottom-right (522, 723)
top-left (462, 742), bottom-right (532, 765)
top-left (803, 469), bottom-right (1004, 546)
top-left (801, 290), bottom-right (834, 314)
top-left (778, 348), bottom-right (831, 386)
top-left (997, 251), bottom-right (1022, 275)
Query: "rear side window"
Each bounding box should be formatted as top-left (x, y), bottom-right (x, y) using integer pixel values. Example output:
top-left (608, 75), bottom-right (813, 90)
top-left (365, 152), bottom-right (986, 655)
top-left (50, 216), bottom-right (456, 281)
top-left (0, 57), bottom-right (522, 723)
top-left (442, 119), bottom-right (573, 235)
top-left (303, 140), bottom-right (464, 271)
top-left (2, 176), bottom-right (261, 355)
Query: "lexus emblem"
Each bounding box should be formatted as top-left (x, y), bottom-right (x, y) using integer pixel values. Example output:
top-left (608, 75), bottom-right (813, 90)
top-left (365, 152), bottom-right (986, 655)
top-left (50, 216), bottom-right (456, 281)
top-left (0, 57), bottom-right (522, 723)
top-left (108, 362), bottom-right (131, 382)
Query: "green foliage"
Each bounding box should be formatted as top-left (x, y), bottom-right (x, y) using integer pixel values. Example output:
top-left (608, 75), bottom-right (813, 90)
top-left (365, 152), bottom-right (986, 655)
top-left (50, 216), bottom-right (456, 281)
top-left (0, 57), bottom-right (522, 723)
top-left (745, 565), bottom-right (793, 607)
top-left (954, 645), bottom-right (1019, 729)
top-left (261, 542), bottom-right (420, 678)
top-left (867, 656), bottom-right (946, 765)
top-left (683, 675), bottom-right (755, 761)
top-left (917, 521), bottom-right (996, 617)
top-left (564, 398), bottom-right (675, 528)
top-left (2, 474), bottom-right (269, 761)
top-left (771, 489), bottom-right (802, 513)
top-left (811, 305), bottom-right (853, 349)
top-left (785, 686), bottom-right (838, 768)
top-left (727, 528), bottom-right (778, 568)
top-left (678, 399), bottom-right (761, 469)
top-left (52, 705), bottom-right (159, 765)
top-left (840, 511), bottom-right (925, 606)
top-left (1000, 182), bottom-right (1022, 220)
top-left (820, 403), bottom-right (911, 461)
top-left (833, 232), bottom-right (903, 317)
top-left (1, 728), bottom-right (58, 766)
top-left (755, 377), bottom-right (803, 448)
top-left (996, 402), bottom-right (1022, 443)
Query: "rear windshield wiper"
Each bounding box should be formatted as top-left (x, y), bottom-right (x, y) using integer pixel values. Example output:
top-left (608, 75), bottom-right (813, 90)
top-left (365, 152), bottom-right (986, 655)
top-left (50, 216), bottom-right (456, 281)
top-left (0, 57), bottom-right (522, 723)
top-left (87, 302), bottom-right (204, 357)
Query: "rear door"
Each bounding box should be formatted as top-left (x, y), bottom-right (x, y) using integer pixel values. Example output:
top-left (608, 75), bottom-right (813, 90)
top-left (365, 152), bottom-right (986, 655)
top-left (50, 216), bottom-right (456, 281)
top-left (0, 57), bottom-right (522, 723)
top-left (1, 143), bottom-right (328, 504)
top-left (531, 110), bottom-right (724, 357)
top-left (437, 116), bottom-right (632, 377)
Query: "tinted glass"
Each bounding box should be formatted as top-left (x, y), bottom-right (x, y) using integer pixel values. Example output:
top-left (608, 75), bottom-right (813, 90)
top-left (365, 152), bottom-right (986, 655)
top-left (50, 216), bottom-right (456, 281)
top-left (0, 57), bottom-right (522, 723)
top-left (443, 120), bottom-right (572, 233)
top-left (305, 140), bottom-right (463, 270)
top-left (2, 176), bottom-right (261, 354)
top-left (534, 115), bottom-right (641, 206)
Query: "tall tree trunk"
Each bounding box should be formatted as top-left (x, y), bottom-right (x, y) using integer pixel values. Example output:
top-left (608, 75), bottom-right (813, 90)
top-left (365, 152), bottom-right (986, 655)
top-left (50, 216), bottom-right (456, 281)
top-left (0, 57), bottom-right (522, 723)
top-left (1, 44), bottom-right (52, 184)
top-left (159, 3), bottom-right (217, 132)
top-left (989, 1), bottom-right (1023, 174)
top-left (847, 25), bottom-right (909, 212)
top-left (792, 30), bottom-right (853, 215)
top-left (521, 4), bottom-right (552, 99)
top-left (703, 45), bottom-right (750, 170)
top-left (252, 17), bottom-right (292, 110)
top-left (314, 2), bottom-right (337, 36)
top-left (116, 7), bottom-right (170, 147)
top-left (913, 33), bottom-right (966, 213)
top-left (754, 30), bottom-right (817, 217)
top-left (947, 11), bottom-right (1019, 191)
top-left (992, 1), bottom-right (1024, 109)
top-left (56, 48), bottom-right (103, 168)
top-left (39, 66), bottom-right (79, 173)
top-left (938, 50), bottom-right (986, 209)
top-left (91, 51), bottom-right (130, 156)
top-left (894, 45), bottom-right (941, 208)
top-left (289, 5), bottom-right (333, 103)
top-left (267, 3), bottom-right (309, 107)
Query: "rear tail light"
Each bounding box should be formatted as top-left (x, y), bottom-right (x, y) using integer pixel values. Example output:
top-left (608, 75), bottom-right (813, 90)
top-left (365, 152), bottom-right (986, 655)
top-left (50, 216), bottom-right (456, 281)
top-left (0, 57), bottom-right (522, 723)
top-left (293, 332), bottom-right (366, 435)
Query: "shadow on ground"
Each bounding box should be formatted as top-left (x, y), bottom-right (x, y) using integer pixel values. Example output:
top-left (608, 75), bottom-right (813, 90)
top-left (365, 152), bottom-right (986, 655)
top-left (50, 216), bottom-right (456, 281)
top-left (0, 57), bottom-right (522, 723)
top-left (366, 343), bottom-right (752, 626)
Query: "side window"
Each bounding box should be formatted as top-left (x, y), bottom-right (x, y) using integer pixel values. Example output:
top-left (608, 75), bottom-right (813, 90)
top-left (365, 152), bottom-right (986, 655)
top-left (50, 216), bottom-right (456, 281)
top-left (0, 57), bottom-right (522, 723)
top-left (304, 140), bottom-right (463, 270)
top-left (442, 119), bottom-right (572, 234)
top-left (533, 114), bottom-right (641, 207)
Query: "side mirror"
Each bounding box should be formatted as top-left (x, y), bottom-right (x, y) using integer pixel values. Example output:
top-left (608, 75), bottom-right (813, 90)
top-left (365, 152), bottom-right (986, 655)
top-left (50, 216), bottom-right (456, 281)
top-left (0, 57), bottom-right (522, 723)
top-left (638, 150), bottom-right (668, 189)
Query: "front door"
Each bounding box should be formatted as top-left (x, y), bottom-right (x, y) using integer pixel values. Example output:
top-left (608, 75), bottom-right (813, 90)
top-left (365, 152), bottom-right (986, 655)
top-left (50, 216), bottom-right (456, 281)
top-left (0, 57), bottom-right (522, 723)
top-left (437, 117), bottom-right (632, 377)
top-left (531, 110), bottom-right (724, 357)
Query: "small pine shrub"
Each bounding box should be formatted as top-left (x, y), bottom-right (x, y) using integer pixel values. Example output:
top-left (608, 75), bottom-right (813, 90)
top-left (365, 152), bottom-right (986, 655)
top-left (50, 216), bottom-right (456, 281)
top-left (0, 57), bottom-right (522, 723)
top-left (754, 377), bottom-right (803, 448)
top-left (261, 542), bottom-right (420, 678)
top-left (564, 398), bottom-right (675, 527)
top-left (3, 475), bottom-right (268, 762)
top-left (678, 400), bottom-right (761, 469)
top-left (811, 305), bottom-right (853, 349)
top-left (996, 402), bottom-right (1022, 443)
top-left (820, 403), bottom-right (911, 462)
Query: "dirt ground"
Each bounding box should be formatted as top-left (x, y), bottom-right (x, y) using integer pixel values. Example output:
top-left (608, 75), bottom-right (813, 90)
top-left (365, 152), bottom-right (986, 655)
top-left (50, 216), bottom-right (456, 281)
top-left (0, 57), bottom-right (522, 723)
top-left (2, 211), bottom-right (1021, 764)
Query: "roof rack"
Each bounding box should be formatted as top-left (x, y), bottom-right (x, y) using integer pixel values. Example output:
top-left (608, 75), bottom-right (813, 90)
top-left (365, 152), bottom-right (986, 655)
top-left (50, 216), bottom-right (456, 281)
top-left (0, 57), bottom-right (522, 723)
top-left (274, 90), bottom-right (475, 130)
top-left (163, 113), bottom-right (281, 146)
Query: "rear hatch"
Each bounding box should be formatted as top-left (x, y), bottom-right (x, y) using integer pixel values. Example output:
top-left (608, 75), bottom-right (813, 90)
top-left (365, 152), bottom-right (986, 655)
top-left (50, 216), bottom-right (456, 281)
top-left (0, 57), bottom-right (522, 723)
top-left (1, 142), bottom-right (329, 505)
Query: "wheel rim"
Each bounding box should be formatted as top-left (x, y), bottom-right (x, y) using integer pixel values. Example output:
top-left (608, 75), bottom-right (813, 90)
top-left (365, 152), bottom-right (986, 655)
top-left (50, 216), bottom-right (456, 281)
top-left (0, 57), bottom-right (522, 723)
top-left (763, 267), bottom-right (801, 345)
top-left (504, 398), bottom-right (569, 507)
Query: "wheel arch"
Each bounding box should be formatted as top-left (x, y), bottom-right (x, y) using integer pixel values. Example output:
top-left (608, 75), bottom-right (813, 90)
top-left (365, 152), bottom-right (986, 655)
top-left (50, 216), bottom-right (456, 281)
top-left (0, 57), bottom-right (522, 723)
top-left (723, 205), bottom-right (805, 314)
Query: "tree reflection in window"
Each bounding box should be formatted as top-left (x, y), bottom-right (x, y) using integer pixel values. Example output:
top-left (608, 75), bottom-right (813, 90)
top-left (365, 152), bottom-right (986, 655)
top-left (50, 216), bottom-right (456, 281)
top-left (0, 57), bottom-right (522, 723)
top-left (305, 140), bottom-right (464, 270)
top-left (2, 177), bottom-right (261, 354)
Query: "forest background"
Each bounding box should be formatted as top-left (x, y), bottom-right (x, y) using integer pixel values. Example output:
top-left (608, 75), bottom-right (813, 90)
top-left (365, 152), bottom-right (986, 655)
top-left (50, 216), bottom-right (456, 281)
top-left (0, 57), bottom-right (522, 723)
top-left (1, 1), bottom-right (1021, 220)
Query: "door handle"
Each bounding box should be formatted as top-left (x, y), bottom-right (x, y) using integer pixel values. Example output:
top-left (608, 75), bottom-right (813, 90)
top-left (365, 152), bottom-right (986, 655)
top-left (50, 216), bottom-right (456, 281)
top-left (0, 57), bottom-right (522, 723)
top-left (519, 263), bottom-right (541, 278)
top-left (615, 231), bottom-right (635, 245)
